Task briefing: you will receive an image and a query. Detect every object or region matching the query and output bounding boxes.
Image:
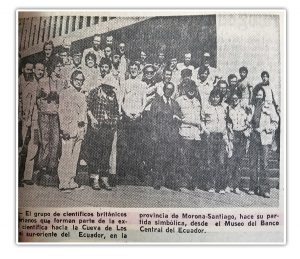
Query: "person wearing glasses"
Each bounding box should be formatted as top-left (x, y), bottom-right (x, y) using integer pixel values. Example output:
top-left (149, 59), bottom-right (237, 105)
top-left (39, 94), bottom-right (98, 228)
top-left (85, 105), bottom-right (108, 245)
top-left (58, 70), bottom-right (87, 192)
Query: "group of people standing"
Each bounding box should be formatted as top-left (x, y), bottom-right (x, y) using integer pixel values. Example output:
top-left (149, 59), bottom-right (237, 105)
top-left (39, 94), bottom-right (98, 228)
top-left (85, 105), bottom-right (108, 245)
top-left (19, 33), bottom-right (280, 198)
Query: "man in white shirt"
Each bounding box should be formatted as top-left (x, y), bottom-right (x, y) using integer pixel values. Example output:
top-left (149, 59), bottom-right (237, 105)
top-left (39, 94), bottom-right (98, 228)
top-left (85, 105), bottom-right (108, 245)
top-left (177, 52), bottom-right (195, 76)
top-left (82, 34), bottom-right (104, 66)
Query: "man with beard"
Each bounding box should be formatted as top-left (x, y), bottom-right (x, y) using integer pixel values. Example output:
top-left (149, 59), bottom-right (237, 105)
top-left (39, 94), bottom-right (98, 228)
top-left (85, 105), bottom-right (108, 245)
top-left (248, 87), bottom-right (279, 198)
top-left (120, 61), bottom-right (147, 183)
top-left (176, 80), bottom-right (208, 190)
top-left (87, 83), bottom-right (119, 190)
top-left (177, 52), bottom-right (195, 76)
top-left (118, 42), bottom-right (129, 79)
top-left (37, 57), bottom-right (67, 185)
top-left (58, 70), bottom-right (87, 191)
top-left (228, 74), bottom-right (239, 94)
top-left (82, 34), bottom-right (104, 66)
top-left (19, 61), bottom-right (39, 186)
top-left (216, 80), bottom-right (231, 110)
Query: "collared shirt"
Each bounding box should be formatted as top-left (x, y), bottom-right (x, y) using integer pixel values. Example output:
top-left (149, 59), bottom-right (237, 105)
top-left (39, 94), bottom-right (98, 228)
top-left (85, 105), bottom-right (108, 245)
top-left (122, 78), bottom-right (147, 116)
top-left (196, 78), bottom-right (213, 112)
top-left (59, 85), bottom-right (87, 138)
top-left (176, 95), bottom-right (201, 140)
top-left (205, 104), bottom-right (227, 134)
top-left (19, 74), bottom-right (38, 125)
top-left (228, 102), bottom-right (249, 131)
top-left (87, 86), bottom-right (119, 129)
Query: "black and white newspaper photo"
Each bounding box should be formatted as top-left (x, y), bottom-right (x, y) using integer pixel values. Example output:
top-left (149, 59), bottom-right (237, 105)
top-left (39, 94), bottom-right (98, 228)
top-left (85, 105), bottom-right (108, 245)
top-left (16, 9), bottom-right (286, 244)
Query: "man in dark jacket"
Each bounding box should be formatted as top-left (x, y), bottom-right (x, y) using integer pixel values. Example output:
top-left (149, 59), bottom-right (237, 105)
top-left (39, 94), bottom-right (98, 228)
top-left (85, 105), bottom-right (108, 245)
top-left (150, 82), bottom-right (181, 190)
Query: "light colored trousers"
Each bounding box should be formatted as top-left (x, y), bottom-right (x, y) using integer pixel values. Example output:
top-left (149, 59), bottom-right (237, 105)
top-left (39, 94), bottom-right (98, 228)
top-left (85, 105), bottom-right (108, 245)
top-left (22, 123), bottom-right (39, 181)
top-left (58, 138), bottom-right (82, 189)
top-left (109, 131), bottom-right (117, 175)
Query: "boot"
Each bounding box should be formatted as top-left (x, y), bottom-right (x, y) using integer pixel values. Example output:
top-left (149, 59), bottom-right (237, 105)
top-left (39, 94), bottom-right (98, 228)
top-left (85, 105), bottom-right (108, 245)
top-left (101, 177), bottom-right (112, 191)
top-left (91, 175), bottom-right (101, 190)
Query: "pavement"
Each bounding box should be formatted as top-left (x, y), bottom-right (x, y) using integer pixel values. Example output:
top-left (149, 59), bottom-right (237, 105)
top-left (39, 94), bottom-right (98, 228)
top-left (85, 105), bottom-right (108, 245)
top-left (18, 183), bottom-right (279, 208)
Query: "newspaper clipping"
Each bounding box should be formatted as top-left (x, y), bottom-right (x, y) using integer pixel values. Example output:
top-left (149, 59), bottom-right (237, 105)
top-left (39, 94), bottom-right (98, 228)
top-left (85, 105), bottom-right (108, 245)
top-left (17, 10), bottom-right (286, 243)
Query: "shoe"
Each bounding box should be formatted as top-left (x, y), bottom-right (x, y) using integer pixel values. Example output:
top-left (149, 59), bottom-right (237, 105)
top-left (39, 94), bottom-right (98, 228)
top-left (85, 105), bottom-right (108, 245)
top-left (101, 177), bottom-right (112, 191)
top-left (79, 159), bottom-right (87, 166)
top-left (248, 190), bottom-right (255, 195)
top-left (23, 179), bottom-right (34, 185)
top-left (59, 188), bottom-right (72, 193)
top-left (18, 181), bottom-right (24, 187)
top-left (208, 188), bottom-right (215, 193)
top-left (219, 189), bottom-right (225, 194)
top-left (225, 186), bottom-right (231, 193)
top-left (69, 181), bottom-right (79, 190)
top-left (91, 177), bottom-right (101, 190)
top-left (264, 192), bottom-right (271, 198)
top-left (234, 188), bottom-right (241, 195)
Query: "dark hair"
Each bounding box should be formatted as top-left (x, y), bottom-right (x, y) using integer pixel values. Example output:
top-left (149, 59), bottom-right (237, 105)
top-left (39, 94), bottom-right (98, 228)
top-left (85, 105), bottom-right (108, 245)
top-left (197, 65), bottom-right (210, 76)
top-left (216, 79), bottom-right (228, 89)
top-left (253, 86), bottom-right (266, 102)
top-left (209, 88), bottom-right (222, 104)
top-left (229, 88), bottom-right (243, 103)
top-left (93, 34), bottom-right (101, 38)
top-left (34, 62), bottom-right (45, 68)
top-left (261, 71), bottom-right (269, 78)
top-left (99, 57), bottom-right (112, 69)
top-left (48, 56), bottom-right (63, 75)
top-left (43, 40), bottom-right (54, 51)
top-left (181, 68), bottom-right (192, 78)
top-left (85, 52), bottom-right (97, 66)
top-left (163, 67), bottom-right (173, 75)
top-left (227, 74), bottom-right (237, 83)
top-left (163, 82), bottom-right (175, 93)
top-left (71, 70), bottom-right (85, 82)
top-left (239, 66), bottom-right (248, 74)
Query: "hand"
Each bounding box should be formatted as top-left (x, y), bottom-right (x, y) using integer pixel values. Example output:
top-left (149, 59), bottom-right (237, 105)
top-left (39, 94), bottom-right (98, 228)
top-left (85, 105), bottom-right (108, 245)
top-left (62, 132), bottom-right (70, 140)
top-left (173, 115), bottom-right (181, 121)
top-left (91, 117), bottom-right (98, 129)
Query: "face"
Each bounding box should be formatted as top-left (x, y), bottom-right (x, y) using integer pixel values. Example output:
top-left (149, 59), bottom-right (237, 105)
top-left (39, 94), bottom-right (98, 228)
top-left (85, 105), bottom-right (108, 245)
top-left (59, 51), bottom-right (69, 64)
top-left (199, 70), bottom-right (209, 82)
top-left (211, 94), bottom-right (221, 106)
top-left (141, 51), bottom-right (147, 62)
top-left (73, 54), bottom-right (82, 66)
top-left (158, 53), bottom-right (165, 62)
top-left (106, 36), bottom-right (113, 45)
top-left (164, 83), bottom-right (174, 98)
top-left (44, 44), bottom-right (53, 58)
top-left (231, 94), bottom-right (240, 107)
top-left (112, 54), bottom-right (120, 65)
top-left (219, 83), bottom-right (227, 95)
top-left (170, 58), bottom-right (177, 69)
top-left (54, 63), bottom-right (62, 76)
top-left (204, 57), bottom-right (210, 67)
top-left (93, 36), bottom-right (101, 50)
top-left (23, 63), bottom-right (34, 81)
top-left (240, 70), bottom-right (247, 80)
top-left (86, 56), bottom-right (96, 68)
top-left (256, 90), bottom-right (264, 100)
top-left (119, 43), bottom-right (125, 55)
top-left (34, 63), bottom-right (45, 80)
top-left (144, 67), bottom-right (155, 80)
top-left (164, 70), bottom-right (172, 83)
top-left (184, 53), bottom-right (191, 65)
top-left (104, 47), bottom-right (112, 58)
top-left (186, 87), bottom-right (196, 99)
top-left (100, 64), bottom-right (110, 76)
top-left (129, 64), bottom-right (138, 78)
top-left (262, 74), bottom-right (269, 84)
top-left (72, 73), bottom-right (84, 91)
top-left (229, 76), bottom-right (237, 87)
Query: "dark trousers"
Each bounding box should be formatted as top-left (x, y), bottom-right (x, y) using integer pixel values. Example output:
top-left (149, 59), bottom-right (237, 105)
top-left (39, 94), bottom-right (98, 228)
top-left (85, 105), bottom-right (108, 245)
top-left (249, 131), bottom-right (270, 194)
top-left (228, 130), bottom-right (247, 189)
top-left (141, 111), bottom-right (154, 172)
top-left (88, 126), bottom-right (115, 177)
top-left (206, 133), bottom-right (227, 191)
top-left (180, 139), bottom-right (203, 189)
top-left (153, 140), bottom-right (179, 189)
top-left (119, 116), bottom-right (144, 179)
top-left (38, 113), bottom-right (60, 173)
